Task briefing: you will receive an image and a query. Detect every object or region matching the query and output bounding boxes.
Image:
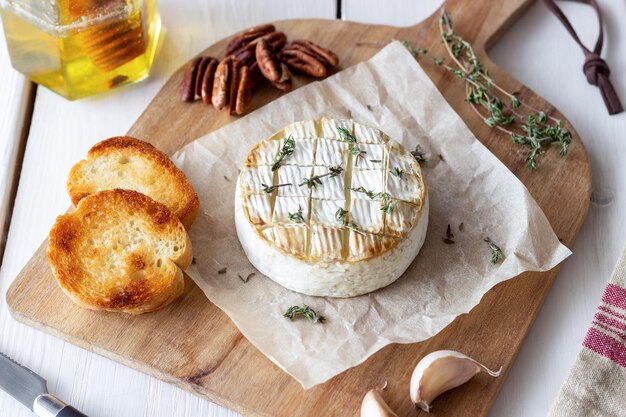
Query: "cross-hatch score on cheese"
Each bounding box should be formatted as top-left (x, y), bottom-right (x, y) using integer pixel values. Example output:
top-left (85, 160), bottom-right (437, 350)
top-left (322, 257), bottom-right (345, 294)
top-left (235, 118), bottom-right (429, 298)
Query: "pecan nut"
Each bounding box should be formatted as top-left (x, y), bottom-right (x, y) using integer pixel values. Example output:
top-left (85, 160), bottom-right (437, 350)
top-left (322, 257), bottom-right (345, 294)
top-left (180, 57), bottom-right (201, 102)
top-left (199, 58), bottom-right (218, 104)
top-left (212, 57), bottom-right (232, 110)
top-left (180, 56), bottom-right (219, 102)
top-left (256, 38), bottom-right (290, 84)
top-left (290, 39), bottom-right (339, 68)
top-left (225, 24), bottom-right (275, 56)
top-left (249, 61), bottom-right (263, 89)
top-left (279, 48), bottom-right (327, 78)
top-left (271, 64), bottom-right (292, 91)
top-left (257, 31), bottom-right (286, 52)
top-left (229, 31), bottom-right (287, 69)
top-left (234, 65), bottom-right (253, 115)
top-left (211, 57), bottom-right (254, 114)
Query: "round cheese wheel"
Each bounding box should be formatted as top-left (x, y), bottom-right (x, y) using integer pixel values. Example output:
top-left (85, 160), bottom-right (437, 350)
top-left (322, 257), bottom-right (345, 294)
top-left (235, 118), bottom-right (428, 297)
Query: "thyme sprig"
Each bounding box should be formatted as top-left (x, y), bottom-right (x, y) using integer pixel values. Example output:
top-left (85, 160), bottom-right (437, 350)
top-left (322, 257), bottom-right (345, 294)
top-left (397, 39), bottom-right (428, 57)
top-left (393, 12), bottom-right (572, 169)
top-left (284, 304), bottom-right (325, 323)
top-left (435, 11), bottom-right (571, 169)
top-left (351, 187), bottom-right (395, 214)
top-left (288, 206), bottom-right (306, 223)
top-left (338, 126), bottom-right (366, 166)
top-left (262, 182), bottom-right (292, 194)
top-left (484, 237), bottom-right (504, 264)
top-left (411, 144), bottom-right (427, 164)
top-left (299, 166), bottom-right (344, 188)
top-left (390, 167), bottom-right (403, 179)
top-left (335, 207), bottom-right (365, 235)
top-left (271, 135), bottom-right (295, 171)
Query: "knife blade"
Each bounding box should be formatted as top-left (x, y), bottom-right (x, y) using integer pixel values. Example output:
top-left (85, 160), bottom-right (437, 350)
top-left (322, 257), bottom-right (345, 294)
top-left (0, 351), bottom-right (88, 417)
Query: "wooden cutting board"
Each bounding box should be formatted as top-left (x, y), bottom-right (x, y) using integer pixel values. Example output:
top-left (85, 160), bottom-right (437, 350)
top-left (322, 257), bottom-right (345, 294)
top-left (7, 0), bottom-right (592, 415)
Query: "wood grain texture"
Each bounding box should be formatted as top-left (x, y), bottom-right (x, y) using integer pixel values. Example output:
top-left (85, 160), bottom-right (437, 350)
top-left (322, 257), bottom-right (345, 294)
top-left (5, 1), bottom-right (593, 417)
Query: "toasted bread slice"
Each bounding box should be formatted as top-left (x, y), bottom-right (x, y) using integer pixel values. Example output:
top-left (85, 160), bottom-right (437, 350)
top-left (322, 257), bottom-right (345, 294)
top-left (67, 136), bottom-right (199, 229)
top-left (48, 189), bottom-right (192, 314)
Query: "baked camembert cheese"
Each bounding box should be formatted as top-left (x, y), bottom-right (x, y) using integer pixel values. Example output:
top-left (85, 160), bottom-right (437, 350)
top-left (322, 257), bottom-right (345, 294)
top-left (235, 118), bottom-right (428, 297)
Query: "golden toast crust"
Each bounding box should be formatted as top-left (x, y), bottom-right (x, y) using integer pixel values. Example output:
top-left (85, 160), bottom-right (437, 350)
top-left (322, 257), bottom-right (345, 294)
top-left (67, 136), bottom-right (200, 229)
top-left (48, 189), bottom-right (192, 315)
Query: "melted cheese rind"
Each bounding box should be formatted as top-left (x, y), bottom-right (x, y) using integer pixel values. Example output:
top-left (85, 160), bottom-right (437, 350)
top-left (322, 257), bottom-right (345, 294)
top-left (235, 118), bottom-right (428, 297)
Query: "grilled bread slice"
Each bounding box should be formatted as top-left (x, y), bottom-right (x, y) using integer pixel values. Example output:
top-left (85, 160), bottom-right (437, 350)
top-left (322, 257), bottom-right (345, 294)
top-left (67, 136), bottom-right (199, 229)
top-left (48, 189), bottom-right (192, 315)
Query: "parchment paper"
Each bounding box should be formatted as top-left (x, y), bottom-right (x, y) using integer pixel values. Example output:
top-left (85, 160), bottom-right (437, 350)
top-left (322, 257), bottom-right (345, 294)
top-left (172, 42), bottom-right (571, 389)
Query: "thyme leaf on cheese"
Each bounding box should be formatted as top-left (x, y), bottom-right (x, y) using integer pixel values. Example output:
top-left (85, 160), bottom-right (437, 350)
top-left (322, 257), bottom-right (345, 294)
top-left (335, 207), bottom-right (364, 235)
top-left (390, 167), bottom-right (403, 179)
top-left (350, 187), bottom-right (395, 214)
top-left (288, 206), bottom-right (306, 223)
top-left (337, 126), bottom-right (356, 143)
top-left (299, 166), bottom-right (344, 188)
top-left (484, 237), bottom-right (504, 264)
top-left (283, 304), bottom-right (325, 323)
top-left (350, 186), bottom-right (380, 199)
top-left (411, 144), bottom-right (427, 164)
top-left (338, 126), bottom-right (366, 166)
top-left (262, 182), bottom-right (292, 194)
top-left (238, 273), bottom-right (255, 283)
top-left (380, 197), bottom-right (395, 214)
top-left (300, 177), bottom-right (322, 188)
top-left (271, 135), bottom-right (296, 171)
top-left (218, 267), bottom-right (227, 274)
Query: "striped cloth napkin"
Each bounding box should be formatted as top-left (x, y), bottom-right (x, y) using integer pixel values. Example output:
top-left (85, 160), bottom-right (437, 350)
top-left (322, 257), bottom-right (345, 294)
top-left (549, 246), bottom-right (626, 417)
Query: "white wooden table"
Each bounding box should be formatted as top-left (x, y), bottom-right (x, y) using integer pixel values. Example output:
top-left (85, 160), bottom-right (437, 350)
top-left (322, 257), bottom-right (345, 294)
top-left (1, 1), bottom-right (625, 416)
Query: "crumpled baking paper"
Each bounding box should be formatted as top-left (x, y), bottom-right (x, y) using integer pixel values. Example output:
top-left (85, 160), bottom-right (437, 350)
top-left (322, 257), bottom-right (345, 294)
top-left (171, 41), bottom-right (571, 389)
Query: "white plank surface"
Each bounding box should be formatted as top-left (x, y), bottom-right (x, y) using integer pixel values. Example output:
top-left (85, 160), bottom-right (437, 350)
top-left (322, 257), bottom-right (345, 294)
top-left (344, 0), bottom-right (626, 416)
top-left (0, 25), bottom-right (31, 258)
top-left (0, 2), bottom-right (335, 417)
top-left (2, 1), bottom-right (626, 416)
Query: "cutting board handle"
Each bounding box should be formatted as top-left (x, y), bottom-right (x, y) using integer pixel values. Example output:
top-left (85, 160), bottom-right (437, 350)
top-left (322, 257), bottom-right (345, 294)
top-left (409, 0), bottom-right (535, 51)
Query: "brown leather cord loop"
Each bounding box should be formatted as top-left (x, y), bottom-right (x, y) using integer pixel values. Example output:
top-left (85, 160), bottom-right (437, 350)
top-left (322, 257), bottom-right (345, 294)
top-left (540, 0), bottom-right (623, 115)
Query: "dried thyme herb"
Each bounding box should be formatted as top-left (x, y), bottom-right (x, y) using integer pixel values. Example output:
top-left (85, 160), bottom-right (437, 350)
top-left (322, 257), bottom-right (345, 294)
top-left (338, 126), bottom-right (366, 166)
top-left (218, 267), bottom-right (227, 274)
top-left (288, 206), bottom-right (306, 223)
top-left (262, 182), bottom-right (292, 194)
top-left (411, 144), bottom-right (427, 164)
top-left (238, 273), bottom-right (255, 283)
top-left (283, 304), bottom-right (325, 323)
top-left (394, 11), bottom-right (572, 170)
top-left (390, 167), bottom-right (403, 179)
top-left (484, 237), bottom-right (504, 264)
top-left (299, 166), bottom-right (343, 188)
top-left (271, 135), bottom-right (295, 171)
top-left (351, 187), bottom-right (395, 214)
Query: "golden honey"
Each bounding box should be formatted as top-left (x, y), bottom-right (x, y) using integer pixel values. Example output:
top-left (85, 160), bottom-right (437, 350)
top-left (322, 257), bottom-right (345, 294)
top-left (1, 0), bottom-right (161, 100)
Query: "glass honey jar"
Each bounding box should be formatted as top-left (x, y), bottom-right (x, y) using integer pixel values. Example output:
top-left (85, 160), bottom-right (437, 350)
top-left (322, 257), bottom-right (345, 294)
top-left (1, 0), bottom-right (161, 99)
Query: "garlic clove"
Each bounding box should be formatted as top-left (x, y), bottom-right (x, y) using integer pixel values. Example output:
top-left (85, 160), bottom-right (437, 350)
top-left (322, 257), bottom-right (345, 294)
top-left (361, 388), bottom-right (399, 417)
top-left (409, 350), bottom-right (501, 413)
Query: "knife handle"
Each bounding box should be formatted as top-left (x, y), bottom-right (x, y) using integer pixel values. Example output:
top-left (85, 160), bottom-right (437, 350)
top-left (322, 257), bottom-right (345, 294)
top-left (33, 394), bottom-right (88, 417)
top-left (57, 406), bottom-right (88, 417)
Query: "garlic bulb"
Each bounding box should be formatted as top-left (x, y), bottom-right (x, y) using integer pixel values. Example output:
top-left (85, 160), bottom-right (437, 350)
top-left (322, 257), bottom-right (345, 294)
top-left (409, 350), bottom-right (501, 412)
top-left (361, 386), bottom-right (399, 417)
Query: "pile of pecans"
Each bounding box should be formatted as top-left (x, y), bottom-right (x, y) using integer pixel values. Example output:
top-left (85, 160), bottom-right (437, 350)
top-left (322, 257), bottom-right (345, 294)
top-left (180, 24), bottom-right (339, 115)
